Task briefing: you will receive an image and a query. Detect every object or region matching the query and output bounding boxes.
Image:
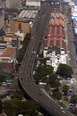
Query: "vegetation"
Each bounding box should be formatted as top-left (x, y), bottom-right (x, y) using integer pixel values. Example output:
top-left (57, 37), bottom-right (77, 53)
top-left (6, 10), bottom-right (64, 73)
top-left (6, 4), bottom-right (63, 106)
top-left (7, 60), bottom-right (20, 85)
top-left (63, 85), bottom-right (69, 95)
top-left (4, 100), bottom-right (39, 116)
top-left (64, 96), bottom-right (68, 101)
top-left (0, 100), bottom-right (3, 113)
top-left (17, 33), bottom-right (31, 63)
top-left (40, 58), bottom-right (50, 65)
top-left (48, 73), bottom-right (60, 88)
top-left (11, 90), bottom-right (23, 100)
top-left (57, 101), bottom-right (66, 109)
top-left (15, 64), bottom-right (19, 71)
top-left (72, 108), bottom-right (77, 115)
top-left (34, 65), bottom-right (53, 82)
top-left (57, 64), bottom-right (73, 78)
top-left (53, 91), bottom-right (62, 100)
top-left (0, 89), bottom-right (39, 116)
top-left (0, 75), bottom-right (7, 82)
top-left (0, 30), bottom-right (5, 37)
top-left (71, 94), bottom-right (77, 103)
top-left (45, 84), bottom-right (51, 92)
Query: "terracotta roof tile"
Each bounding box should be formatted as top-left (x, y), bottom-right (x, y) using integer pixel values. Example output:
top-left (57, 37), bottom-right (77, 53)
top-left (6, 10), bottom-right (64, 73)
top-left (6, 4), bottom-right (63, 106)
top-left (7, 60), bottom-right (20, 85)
top-left (1, 47), bottom-right (15, 57)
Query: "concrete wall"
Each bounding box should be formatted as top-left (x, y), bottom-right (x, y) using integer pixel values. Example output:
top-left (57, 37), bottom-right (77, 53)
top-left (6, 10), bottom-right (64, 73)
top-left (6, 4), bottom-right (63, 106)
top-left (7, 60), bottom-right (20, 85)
top-left (0, 14), bottom-right (4, 30)
top-left (0, 62), bottom-right (13, 77)
top-left (26, 1), bottom-right (41, 7)
top-left (6, 0), bottom-right (21, 9)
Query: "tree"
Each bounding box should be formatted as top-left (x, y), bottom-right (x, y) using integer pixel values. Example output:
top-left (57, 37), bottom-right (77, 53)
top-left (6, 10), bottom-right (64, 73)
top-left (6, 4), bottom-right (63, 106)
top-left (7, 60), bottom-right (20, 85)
top-left (48, 73), bottom-right (60, 88)
top-left (45, 84), bottom-right (51, 92)
top-left (63, 85), bottom-right (69, 95)
top-left (42, 76), bottom-right (48, 82)
top-left (57, 64), bottom-right (73, 78)
top-left (4, 100), bottom-right (39, 116)
top-left (15, 64), bottom-right (19, 71)
top-left (71, 94), bottom-right (77, 103)
top-left (0, 100), bottom-right (3, 113)
top-left (34, 65), bottom-right (53, 81)
top-left (11, 90), bottom-right (23, 100)
top-left (0, 75), bottom-right (7, 82)
top-left (72, 108), bottom-right (77, 115)
top-left (17, 33), bottom-right (31, 63)
top-left (53, 91), bottom-right (62, 100)
top-left (40, 58), bottom-right (50, 65)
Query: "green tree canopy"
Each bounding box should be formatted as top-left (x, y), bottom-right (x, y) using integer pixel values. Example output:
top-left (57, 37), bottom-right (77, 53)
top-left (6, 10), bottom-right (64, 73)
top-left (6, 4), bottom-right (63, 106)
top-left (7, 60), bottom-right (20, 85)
top-left (53, 91), bottom-right (62, 100)
top-left (11, 89), bottom-right (23, 100)
top-left (40, 58), bottom-right (50, 65)
top-left (57, 64), bottom-right (73, 78)
top-left (48, 73), bottom-right (60, 88)
top-left (17, 33), bottom-right (31, 63)
top-left (4, 100), bottom-right (39, 116)
top-left (71, 94), bottom-right (77, 103)
top-left (34, 65), bottom-right (53, 81)
top-left (0, 100), bottom-right (3, 113)
top-left (63, 85), bottom-right (69, 95)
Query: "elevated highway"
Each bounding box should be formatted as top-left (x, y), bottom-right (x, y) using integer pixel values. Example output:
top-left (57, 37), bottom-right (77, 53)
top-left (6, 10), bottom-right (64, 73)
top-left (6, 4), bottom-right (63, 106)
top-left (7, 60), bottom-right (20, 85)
top-left (19, 2), bottom-right (75, 116)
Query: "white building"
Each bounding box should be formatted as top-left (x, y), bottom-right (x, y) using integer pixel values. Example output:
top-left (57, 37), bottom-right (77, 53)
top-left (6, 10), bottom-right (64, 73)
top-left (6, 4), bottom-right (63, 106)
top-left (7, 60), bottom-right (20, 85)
top-left (43, 46), bottom-right (67, 71)
top-left (6, 0), bottom-right (21, 9)
top-left (26, 0), bottom-right (41, 9)
top-left (0, 13), bottom-right (4, 30)
top-left (63, 0), bottom-right (71, 2)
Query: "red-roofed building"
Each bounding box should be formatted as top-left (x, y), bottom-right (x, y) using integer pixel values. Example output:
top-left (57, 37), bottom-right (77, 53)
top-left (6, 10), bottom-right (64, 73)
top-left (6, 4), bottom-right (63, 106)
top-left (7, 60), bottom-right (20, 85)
top-left (42, 11), bottom-right (67, 71)
top-left (1, 47), bottom-right (16, 59)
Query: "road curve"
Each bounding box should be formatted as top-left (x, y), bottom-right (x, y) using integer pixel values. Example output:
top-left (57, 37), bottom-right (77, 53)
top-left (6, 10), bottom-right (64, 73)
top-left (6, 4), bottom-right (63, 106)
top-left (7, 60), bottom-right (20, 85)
top-left (19, 2), bottom-right (75, 116)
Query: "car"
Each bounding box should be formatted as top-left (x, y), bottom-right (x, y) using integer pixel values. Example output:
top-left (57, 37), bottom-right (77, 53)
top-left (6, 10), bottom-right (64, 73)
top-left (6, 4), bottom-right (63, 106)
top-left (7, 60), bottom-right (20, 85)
top-left (62, 110), bottom-right (65, 113)
top-left (61, 107), bottom-right (63, 110)
top-left (34, 51), bottom-right (36, 54)
top-left (26, 83), bottom-right (28, 86)
top-left (31, 37), bottom-right (33, 39)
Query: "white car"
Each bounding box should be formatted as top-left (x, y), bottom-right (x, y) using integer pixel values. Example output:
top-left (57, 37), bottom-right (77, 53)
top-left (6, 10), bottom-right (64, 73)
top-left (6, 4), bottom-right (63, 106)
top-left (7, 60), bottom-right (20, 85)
top-left (61, 107), bottom-right (63, 110)
top-left (62, 110), bottom-right (65, 113)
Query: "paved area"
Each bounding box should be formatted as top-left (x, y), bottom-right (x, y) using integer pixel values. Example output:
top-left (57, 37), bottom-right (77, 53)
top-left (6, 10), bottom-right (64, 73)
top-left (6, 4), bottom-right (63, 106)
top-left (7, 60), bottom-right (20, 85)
top-left (9, 76), bottom-right (19, 90)
top-left (0, 86), bottom-right (10, 95)
top-left (64, 5), bottom-right (77, 79)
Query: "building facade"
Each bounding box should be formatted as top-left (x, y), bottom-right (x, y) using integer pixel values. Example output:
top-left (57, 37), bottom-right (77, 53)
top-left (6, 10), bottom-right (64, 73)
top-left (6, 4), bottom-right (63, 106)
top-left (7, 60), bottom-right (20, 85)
top-left (0, 47), bottom-right (16, 77)
top-left (6, 0), bottom-right (21, 9)
top-left (26, 0), bottom-right (41, 8)
top-left (0, 41), bottom-right (7, 55)
top-left (10, 19), bottom-right (30, 36)
top-left (43, 46), bottom-right (67, 71)
top-left (0, 13), bottom-right (4, 30)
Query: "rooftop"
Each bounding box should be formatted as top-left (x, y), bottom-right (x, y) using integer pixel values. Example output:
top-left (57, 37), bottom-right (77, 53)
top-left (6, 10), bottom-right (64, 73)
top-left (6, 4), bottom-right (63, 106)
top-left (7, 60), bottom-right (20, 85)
top-left (1, 47), bottom-right (15, 57)
top-left (26, 0), bottom-right (40, 2)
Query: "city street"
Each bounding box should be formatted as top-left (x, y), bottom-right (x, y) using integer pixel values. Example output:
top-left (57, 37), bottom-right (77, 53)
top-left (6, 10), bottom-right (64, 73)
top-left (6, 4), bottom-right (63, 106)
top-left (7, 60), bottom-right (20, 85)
top-left (19, 2), bottom-right (75, 116)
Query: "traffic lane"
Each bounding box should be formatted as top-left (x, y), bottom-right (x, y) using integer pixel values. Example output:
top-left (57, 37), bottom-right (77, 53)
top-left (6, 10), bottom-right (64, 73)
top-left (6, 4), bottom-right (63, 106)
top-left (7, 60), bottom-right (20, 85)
top-left (22, 52), bottom-right (74, 116)
top-left (18, 2), bottom-right (74, 116)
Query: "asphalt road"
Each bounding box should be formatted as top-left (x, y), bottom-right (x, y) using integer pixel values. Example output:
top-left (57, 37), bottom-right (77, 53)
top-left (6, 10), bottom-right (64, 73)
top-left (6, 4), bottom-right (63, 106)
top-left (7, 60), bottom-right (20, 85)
top-left (64, 5), bottom-right (77, 79)
top-left (19, 2), bottom-right (75, 116)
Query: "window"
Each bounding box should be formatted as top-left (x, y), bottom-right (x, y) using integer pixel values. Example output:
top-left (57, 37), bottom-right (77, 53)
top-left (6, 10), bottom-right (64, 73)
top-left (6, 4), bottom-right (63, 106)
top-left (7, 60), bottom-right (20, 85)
top-left (19, 23), bottom-right (21, 30)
